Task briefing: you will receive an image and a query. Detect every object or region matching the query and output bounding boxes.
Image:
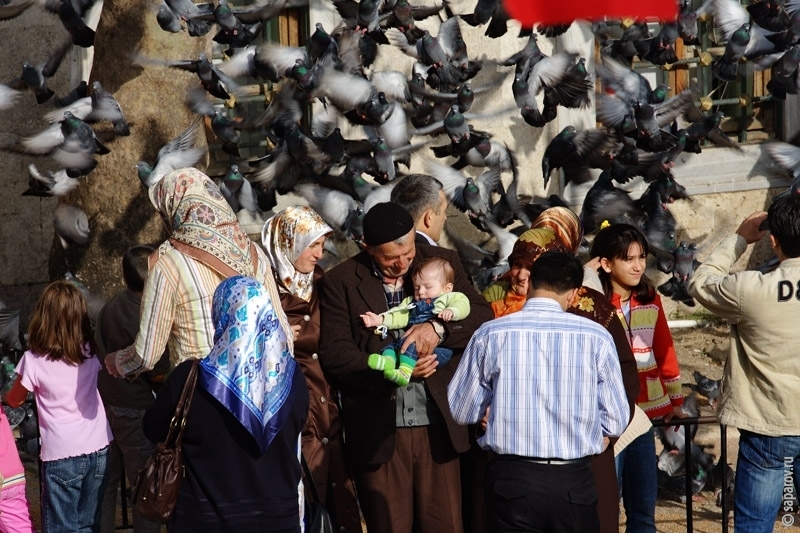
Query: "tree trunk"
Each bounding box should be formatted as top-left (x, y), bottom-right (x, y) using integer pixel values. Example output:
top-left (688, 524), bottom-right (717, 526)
top-left (52, 0), bottom-right (211, 299)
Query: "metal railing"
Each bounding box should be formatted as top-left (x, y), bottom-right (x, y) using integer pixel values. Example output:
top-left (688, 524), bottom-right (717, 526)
top-left (651, 416), bottom-right (730, 533)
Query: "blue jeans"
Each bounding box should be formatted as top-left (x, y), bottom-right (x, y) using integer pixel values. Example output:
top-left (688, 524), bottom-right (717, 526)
top-left (615, 428), bottom-right (657, 533)
top-left (100, 407), bottom-right (162, 533)
top-left (41, 445), bottom-right (109, 533)
top-left (734, 430), bottom-right (800, 533)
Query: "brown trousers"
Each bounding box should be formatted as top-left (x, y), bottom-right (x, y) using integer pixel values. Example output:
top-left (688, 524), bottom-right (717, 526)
top-left (353, 425), bottom-right (462, 533)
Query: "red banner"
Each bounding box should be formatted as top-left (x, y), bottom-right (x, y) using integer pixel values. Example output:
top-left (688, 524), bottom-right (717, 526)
top-left (503, 0), bottom-right (678, 26)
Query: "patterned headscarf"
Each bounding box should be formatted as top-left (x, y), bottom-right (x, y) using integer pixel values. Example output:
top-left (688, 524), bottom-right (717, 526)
top-left (149, 167), bottom-right (257, 278)
top-left (507, 227), bottom-right (566, 269)
top-left (261, 206), bottom-right (332, 302)
top-left (199, 276), bottom-right (298, 455)
top-left (532, 207), bottom-right (584, 254)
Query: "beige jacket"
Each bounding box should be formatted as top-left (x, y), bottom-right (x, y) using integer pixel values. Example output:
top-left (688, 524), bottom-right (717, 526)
top-left (688, 234), bottom-right (800, 436)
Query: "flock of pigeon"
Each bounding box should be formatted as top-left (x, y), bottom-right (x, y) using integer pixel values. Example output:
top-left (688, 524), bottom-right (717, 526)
top-left (4, 0), bottom-right (800, 507)
top-left (3, 0), bottom-right (800, 292)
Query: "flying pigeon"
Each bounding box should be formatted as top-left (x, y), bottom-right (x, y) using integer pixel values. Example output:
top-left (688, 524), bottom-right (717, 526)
top-left (0, 0), bottom-right (34, 21)
top-left (135, 119), bottom-right (206, 188)
top-left (53, 204), bottom-right (90, 248)
top-left (219, 164), bottom-right (259, 215)
top-left (5, 37), bottom-right (71, 104)
top-left (23, 164), bottom-right (79, 197)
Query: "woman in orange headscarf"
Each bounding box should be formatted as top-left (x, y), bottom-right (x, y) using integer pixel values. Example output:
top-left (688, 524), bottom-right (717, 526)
top-left (482, 206), bottom-right (639, 533)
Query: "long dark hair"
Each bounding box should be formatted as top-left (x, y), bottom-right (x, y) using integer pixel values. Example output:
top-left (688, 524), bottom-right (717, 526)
top-left (590, 223), bottom-right (655, 304)
top-left (27, 280), bottom-right (96, 365)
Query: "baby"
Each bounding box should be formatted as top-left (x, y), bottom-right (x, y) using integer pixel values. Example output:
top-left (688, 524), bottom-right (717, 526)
top-left (361, 256), bottom-right (470, 386)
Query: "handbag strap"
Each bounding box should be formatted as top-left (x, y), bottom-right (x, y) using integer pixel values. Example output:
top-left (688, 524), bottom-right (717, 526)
top-left (164, 359), bottom-right (199, 448)
top-left (301, 453), bottom-right (324, 505)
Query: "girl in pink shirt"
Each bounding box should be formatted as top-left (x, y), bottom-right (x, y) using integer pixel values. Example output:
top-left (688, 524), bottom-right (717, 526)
top-left (5, 281), bottom-right (113, 532)
top-left (0, 407), bottom-right (34, 532)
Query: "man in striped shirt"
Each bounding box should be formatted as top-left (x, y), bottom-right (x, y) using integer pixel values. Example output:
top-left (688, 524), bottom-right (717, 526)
top-left (448, 251), bottom-right (629, 533)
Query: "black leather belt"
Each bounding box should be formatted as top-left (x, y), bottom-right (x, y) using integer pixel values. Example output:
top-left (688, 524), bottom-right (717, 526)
top-left (496, 454), bottom-right (591, 465)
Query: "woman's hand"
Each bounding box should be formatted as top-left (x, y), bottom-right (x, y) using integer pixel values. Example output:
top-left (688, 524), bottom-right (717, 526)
top-left (104, 351), bottom-right (122, 378)
top-left (291, 324), bottom-right (301, 340)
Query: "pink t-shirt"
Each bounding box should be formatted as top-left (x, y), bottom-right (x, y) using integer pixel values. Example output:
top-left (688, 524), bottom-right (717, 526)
top-left (16, 350), bottom-right (113, 462)
top-left (0, 410), bottom-right (25, 488)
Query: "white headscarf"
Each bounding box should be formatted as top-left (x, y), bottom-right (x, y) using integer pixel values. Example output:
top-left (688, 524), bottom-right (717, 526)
top-left (261, 206), bottom-right (332, 302)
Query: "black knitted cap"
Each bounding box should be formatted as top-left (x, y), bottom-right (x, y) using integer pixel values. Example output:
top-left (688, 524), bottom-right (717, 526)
top-left (362, 202), bottom-right (415, 246)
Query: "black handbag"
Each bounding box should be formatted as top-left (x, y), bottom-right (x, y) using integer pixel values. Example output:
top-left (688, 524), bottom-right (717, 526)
top-left (302, 452), bottom-right (335, 533)
top-left (130, 359), bottom-right (199, 523)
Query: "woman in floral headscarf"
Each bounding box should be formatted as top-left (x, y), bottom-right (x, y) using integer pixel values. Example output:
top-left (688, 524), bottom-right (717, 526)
top-left (261, 206), bottom-right (361, 533)
top-left (106, 167), bottom-right (280, 378)
top-left (144, 276), bottom-right (308, 532)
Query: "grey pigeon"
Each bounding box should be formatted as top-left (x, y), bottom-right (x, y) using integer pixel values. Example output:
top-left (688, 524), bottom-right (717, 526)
top-left (219, 164), bottom-right (259, 215)
top-left (157, 0), bottom-right (183, 33)
top-left (294, 183), bottom-right (364, 242)
top-left (580, 170), bottom-right (643, 234)
top-left (5, 37), bottom-right (72, 104)
top-left (693, 370), bottom-right (721, 408)
top-left (135, 119), bottom-right (206, 188)
top-left (655, 392), bottom-right (700, 460)
top-left (426, 160), bottom-right (500, 220)
top-left (23, 164), bottom-right (79, 197)
top-left (541, 126), bottom-right (615, 187)
top-left (0, 302), bottom-right (22, 351)
top-left (53, 204), bottom-right (89, 248)
top-left (2, 111), bottom-right (108, 176)
top-left (163, 0), bottom-right (213, 36)
top-left (0, 84), bottom-right (21, 110)
top-left (89, 81), bottom-right (130, 136)
top-left (0, 0), bottom-right (33, 21)
top-left (56, 0), bottom-right (94, 47)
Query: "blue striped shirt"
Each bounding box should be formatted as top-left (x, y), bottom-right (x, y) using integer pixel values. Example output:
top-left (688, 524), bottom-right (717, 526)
top-left (448, 297), bottom-right (629, 459)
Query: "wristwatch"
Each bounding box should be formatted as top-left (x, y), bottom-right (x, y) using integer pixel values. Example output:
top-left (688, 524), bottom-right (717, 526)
top-left (429, 319), bottom-right (446, 342)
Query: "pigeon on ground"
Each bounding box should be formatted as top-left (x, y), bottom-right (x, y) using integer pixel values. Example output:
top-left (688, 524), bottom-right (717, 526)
top-left (693, 370), bottom-right (721, 408)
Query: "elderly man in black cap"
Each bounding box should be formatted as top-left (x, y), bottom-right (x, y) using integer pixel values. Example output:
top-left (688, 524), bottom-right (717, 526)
top-left (319, 203), bottom-right (493, 533)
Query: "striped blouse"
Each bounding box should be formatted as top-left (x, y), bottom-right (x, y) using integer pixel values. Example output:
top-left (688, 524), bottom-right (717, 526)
top-left (119, 241), bottom-right (281, 376)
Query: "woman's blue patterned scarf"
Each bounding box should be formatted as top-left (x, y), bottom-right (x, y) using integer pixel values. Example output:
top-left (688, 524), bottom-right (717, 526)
top-left (199, 276), bottom-right (297, 455)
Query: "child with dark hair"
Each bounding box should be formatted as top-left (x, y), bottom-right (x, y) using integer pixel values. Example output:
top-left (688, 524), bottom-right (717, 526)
top-left (95, 245), bottom-right (170, 533)
top-left (590, 223), bottom-right (685, 533)
top-left (361, 256), bottom-right (470, 386)
top-left (4, 281), bottom-right (113, 532)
